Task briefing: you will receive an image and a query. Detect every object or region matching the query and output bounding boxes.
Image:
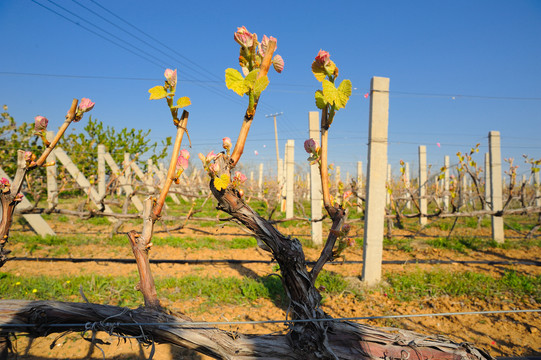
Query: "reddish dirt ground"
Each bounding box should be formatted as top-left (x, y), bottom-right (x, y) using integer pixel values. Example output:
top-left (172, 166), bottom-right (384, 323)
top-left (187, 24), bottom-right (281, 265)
top-left (2, 219), bottom-right (541, 359)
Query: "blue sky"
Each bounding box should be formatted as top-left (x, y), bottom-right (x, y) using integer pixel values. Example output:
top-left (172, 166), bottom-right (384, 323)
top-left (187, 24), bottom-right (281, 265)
top-left (1, 0), bottom-right (540, 180)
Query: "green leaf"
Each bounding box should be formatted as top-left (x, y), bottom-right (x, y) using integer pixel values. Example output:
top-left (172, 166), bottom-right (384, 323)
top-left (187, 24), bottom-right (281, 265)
top-left (244, 69), bottom-right (258, 88)
top-left (337, 79), bottom-right (352, 108)
top-left (243, 70), bottom-right (269, 99)
top-left (225, 68), bottom-right (248, 96)
top-left (314, 90), bottom-right (326, 109)
top-left (322, 80), bottom-right (342, 109)
top-left (213, 173), bottom-right (230, 191)
top-left (253, 76), bottom-right (269, 98)
top-left (171, 96), bottom-right (191, 109)
top-left (311, 61), bottom-right (326, 82)
top-left (148, 86), bottom-right (168, 100)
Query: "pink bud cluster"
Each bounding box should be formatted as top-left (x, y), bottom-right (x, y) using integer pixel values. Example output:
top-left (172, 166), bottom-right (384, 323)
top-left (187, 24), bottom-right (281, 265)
top-left (164, 68), bottom-right (177, 90)
top-left (73, 98), bottom-right (95, 122)
top-left (315, 50), bottom-right (331, 66)
top-left (234, 26), bottom-right (284, 74)
top-left (176, 149), bottom-right (190, 171)
top-left (222, 137), bottom-right (232, 151)
top-left (234, 26), bottom-right (254, 48)
top-left (233, 171), bottom-right (247, 183)
top-left (304, 138), bottom-right (318, 154)
top-left (199, 151), bottom-right (219, 176)
top-left (1, 177), bottom-right (10, 193)
top-left (34, 116), bottom-right (48, 133)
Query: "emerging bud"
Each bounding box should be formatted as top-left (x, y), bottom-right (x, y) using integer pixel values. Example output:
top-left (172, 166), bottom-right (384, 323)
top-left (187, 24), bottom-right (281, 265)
top-left (206, 151), bottom-right (217, 163)
top-left (258, 35), bottom-right (277, 57)
top-left (304, 138), bottom-right (318, 154)
top-left (209, 162), bottom-right (220, 174)
top-left (78, 98), bottom-right (95, 113)
top-left (164, 68), bottom-right (177, 90)
top-left (233, 171), bottom-right (247, 183)
top-left (34, 115), bottom-right (48, 133)
top-left (24, 151), bottom-right (35, 163)
top-left (1, 177), bottom-right (10, 193)
top-left (272, 55), bottom-right (284, 73)
top-left (222, 137), bottom-right (232, 151)
top-left (315, 50), bottom-right (330, 66)
top-left (176, 149), bottom-right (190, 171)
top-left (234, 26), bottom-right (254, 48)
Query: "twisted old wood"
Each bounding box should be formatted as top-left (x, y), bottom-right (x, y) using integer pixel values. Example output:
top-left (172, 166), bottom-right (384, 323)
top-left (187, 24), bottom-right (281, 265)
top-left (0, 300), bottom-right (493, 360)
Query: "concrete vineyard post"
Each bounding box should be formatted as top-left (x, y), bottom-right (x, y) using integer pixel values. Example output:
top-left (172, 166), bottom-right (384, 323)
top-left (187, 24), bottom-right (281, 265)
top-left (418, 145), bottom-right (427, 226)
top-left (489, 131), bottom-right (504, 243)
top-left (444, 155), bottom-right (450, 211)
top-left (285, 139), bottom-right (295, 218)
top-left (98, 144), bottom-right (106, 198)
top-left (309, 111), bottom-right (323, 246)
top-left (356, 161), bottom-right (363, 213)
top-left (46, 131), bottom-right (58, 210)
top-left (362, 76), bottom-right (390, 285)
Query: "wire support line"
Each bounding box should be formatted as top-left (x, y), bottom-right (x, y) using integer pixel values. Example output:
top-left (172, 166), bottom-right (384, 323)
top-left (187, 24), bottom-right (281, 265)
top-left (87, 0), bottom-right (223, 84)
top-left (29, 0), bottom-right (250, 109)
top-left (2, 309), bottom-right (540, 329)
top-left (8, 257), bottom-right (541, 266)
top-left (30, 0), bottom-right (167, 70)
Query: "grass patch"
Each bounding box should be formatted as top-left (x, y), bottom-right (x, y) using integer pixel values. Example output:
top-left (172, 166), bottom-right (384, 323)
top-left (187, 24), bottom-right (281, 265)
top-left (315, 271), bottom-right (349, 294)
top-left (383, 237), bottom-right (413, 252)
top-left (0, 273), bottom-right (286, 307)
top-left (425, 237), bottom-right (497, 253)
top-left (8, 234), bottom-right (258, 251)
top-left (230, 237), bottom-right (257, 249)
top-left (385, 269), bottom-right (541, 302)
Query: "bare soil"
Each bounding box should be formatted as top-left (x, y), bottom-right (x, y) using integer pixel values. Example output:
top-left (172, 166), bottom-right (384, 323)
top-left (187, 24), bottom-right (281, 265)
top-left (3, 218), bottom-right (541, 359)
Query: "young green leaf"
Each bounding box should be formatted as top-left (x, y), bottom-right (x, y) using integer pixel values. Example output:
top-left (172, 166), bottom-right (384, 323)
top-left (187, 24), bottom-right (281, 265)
top-left (252, 75), bottom-right (269, 98)
top-left (148, 86), bottom-right (168, 100)
top-left (225, 68), bottom-right (248, 96)
top-left (311, 61), bottom-right (326, 82)
top-left (213, 173), bottom-right (230, 191)
top-left (337, 79), bottom-right (352, 106)
top-left (171, 96), bottom-right (191, 109)
top-left (321, 80), bottom-right (341, 108)
top-left (314, 90), bottom-right (327, 109)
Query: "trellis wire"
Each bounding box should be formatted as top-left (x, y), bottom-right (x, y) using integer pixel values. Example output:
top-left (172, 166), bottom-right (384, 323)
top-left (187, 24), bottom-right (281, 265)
top-left (1, 309), bottom-right (539, 329)
top-left (7, 256), bottom-right (541, 266)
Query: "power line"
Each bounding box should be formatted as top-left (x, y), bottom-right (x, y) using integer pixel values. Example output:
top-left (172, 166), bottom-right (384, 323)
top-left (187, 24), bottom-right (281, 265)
top-left (29, 0), bottom-right (249, 109)
top-left (4, 71), bottom-right (541, 102)
top-left (87, 0), bottom-right (222, 84)
top-left (29, 0), bottom-right (167, 69)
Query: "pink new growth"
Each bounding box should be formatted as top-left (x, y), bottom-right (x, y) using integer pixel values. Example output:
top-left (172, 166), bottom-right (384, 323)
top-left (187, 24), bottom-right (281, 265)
top-left (304, 138), bottom-right (318, 154)
top-left (234, 171), bottom-right (247, 183)
top-left (164, 69), bottom-right (177, 89)
top-left (315, 50), bottom-right (330, 66)
top-left (272, 55), bottom-right (284, 73)
top-left (222, 137), bottom-right (232, 150)
top-left (176, 149), bottom-right (190, 170)
top-left (34, 116), bottom-right (48, 132)
top-left (259, 35), bottom-right (277, 57)
top-left (206, 151), bottom-right (217, 163)
top-left (78, 98), bottom-right (95, 113)
top-left (0, 178), bottom-right (9, 186)
top-left (234, 26), bottom-right (254, 48)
